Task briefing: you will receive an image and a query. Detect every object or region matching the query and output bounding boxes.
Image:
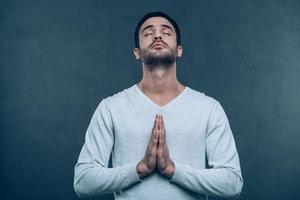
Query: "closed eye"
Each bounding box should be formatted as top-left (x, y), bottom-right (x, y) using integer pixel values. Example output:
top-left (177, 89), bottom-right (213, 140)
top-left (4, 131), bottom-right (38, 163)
top-left (144, 32), bottom-right (153, 37)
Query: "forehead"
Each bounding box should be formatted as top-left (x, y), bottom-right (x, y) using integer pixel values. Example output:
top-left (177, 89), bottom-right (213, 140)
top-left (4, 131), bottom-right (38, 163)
top-left (140, 17), bottom-right (174, 32)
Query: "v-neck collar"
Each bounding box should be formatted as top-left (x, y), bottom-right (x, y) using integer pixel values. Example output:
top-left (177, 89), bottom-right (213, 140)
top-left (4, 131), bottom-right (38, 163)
top-left (133, 84), bottom-right (189, 110)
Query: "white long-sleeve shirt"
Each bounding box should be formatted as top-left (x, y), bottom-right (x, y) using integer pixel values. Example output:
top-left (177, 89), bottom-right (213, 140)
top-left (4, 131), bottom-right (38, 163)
top-left (74, 84), bottom-right (243, 200)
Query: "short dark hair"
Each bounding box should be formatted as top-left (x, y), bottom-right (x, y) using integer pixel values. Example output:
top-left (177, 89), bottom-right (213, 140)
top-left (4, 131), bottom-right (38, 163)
top-left (134, 11), bottom-right (181, 48)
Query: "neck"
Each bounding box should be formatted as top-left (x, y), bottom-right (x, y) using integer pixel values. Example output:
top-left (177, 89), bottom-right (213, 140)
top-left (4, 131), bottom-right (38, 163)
top-left (137, 62), bottom-right (184, 95)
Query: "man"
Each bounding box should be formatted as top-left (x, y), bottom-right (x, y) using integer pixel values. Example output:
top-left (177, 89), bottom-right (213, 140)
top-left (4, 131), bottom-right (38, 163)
top-left (74, 11), bottom-right (243, 200)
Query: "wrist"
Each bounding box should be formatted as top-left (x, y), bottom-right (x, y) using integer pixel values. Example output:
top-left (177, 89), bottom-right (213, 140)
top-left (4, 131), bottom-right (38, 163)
top-left (161, 161), bottom-right (175, 178)
top-left (136, 161), bottom-right (151, 178)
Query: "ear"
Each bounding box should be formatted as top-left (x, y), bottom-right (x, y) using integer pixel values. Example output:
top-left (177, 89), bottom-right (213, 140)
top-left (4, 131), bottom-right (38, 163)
top-left (133, 48), bottom-right (141, 60)
top-left (177, 46), bottom-right (183, 57)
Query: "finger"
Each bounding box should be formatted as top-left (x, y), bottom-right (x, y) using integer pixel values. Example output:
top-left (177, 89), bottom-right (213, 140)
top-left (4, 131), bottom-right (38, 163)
top-left (158, 128), bottom-right (165, 145)
top-left (158, 135), bottom-right (169, 158)
top-left (157, 114), bottom-right (161, 130)
top-left (157, 130), bottom-right (166, 157)
top-left (154, 114), bottom-right (160, 130)
top-left (161, 115), bottom-right (165, 130)
top-left (151, 130), bottom-right (159, 148)
top-left (153, 130), bottom-right (159, 144)
top-left (147, 129), bottom-right (158, 153)
top-left (161, 115), bottom-right (166, 140)
top-left (151, 115), bottom-right (159, 137)
top-left (147, 116), bottom-right (159, 150)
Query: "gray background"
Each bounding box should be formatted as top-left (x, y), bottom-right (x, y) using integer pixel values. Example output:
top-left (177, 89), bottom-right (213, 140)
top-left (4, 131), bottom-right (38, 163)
top-left (1, 0), bottom-right (300, 199)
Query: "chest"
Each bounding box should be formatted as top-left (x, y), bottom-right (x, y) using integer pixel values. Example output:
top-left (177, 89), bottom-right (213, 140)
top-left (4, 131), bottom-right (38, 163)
top-left (110, 105), bottom-right (209, 162)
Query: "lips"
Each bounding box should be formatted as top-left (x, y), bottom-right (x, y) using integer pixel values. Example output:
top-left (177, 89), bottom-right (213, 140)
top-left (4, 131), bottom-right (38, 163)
top-left (151, 43), bottom-right (166, 49)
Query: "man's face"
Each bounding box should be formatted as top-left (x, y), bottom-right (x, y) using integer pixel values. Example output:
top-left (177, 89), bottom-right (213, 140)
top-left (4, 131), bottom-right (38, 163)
top-left (134, 17), bottom-right (182, 70)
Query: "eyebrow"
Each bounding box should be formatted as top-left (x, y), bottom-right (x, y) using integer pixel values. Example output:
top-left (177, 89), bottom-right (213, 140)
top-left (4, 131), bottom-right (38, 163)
top-left (141, 24), bottom-right (174, 34)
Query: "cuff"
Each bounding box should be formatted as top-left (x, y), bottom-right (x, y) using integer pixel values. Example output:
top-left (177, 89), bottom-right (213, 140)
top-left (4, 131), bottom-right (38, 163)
top-left (121, 163), bottom-right (142, 187)
top-left (169, 161), bottom-right (190, 184)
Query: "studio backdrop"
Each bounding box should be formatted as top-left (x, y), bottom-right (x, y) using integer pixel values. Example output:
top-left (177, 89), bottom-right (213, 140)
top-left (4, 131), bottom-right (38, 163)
top-left (1, 0), bottom-right (300, 200)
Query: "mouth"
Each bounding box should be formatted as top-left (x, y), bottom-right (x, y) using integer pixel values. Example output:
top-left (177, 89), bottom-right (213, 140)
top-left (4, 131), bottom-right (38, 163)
top-left (151, 42), bottom-right (166, 49)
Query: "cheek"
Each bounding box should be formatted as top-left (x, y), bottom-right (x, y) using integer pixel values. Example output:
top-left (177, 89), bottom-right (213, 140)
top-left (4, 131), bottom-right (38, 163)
top-left (164, 36), bottom-right (177, 45)
top-left (140, 39), bottom-right (152, 48)
top-left (167, 40), bottom-right (178, 49)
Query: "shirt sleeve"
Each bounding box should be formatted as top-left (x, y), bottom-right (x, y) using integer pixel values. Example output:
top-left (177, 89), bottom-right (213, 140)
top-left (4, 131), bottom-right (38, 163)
top-left (170, 102), bottom-right (243, 199)
top-left (73, 99), bottom-right (141, 198)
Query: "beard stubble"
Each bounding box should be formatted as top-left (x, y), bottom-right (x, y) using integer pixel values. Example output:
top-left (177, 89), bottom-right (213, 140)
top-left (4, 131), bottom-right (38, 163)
top-left (140, 44), bottom-right (178, 71)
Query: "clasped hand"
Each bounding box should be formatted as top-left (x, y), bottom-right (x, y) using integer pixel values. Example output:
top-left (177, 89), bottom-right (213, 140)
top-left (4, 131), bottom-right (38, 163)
top-left (137, 114), bottom-right (175, 179)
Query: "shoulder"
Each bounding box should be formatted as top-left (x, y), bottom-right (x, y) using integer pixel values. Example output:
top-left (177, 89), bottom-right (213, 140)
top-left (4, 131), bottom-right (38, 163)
top-left (97, 85), bottom-right (136, 110)
top-left (186, 86), bottom-right (220, 109)
top-left (186, 87), bottom-right (230, 125)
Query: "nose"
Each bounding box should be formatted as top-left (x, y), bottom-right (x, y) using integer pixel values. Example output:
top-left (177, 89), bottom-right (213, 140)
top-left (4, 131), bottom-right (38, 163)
top-left (153, 32), bottom-right (162, 41)
top-left (153, 36), bottom-right (162, 41)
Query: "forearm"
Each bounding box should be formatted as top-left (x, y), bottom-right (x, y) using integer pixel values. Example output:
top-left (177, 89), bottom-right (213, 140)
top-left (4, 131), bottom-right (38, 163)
top-left (74, 161), bottom-right (141, 198)
top-left (170, 162), bottom-right (243, 199)
top-left (74, 100), bottom-right (142, 198)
